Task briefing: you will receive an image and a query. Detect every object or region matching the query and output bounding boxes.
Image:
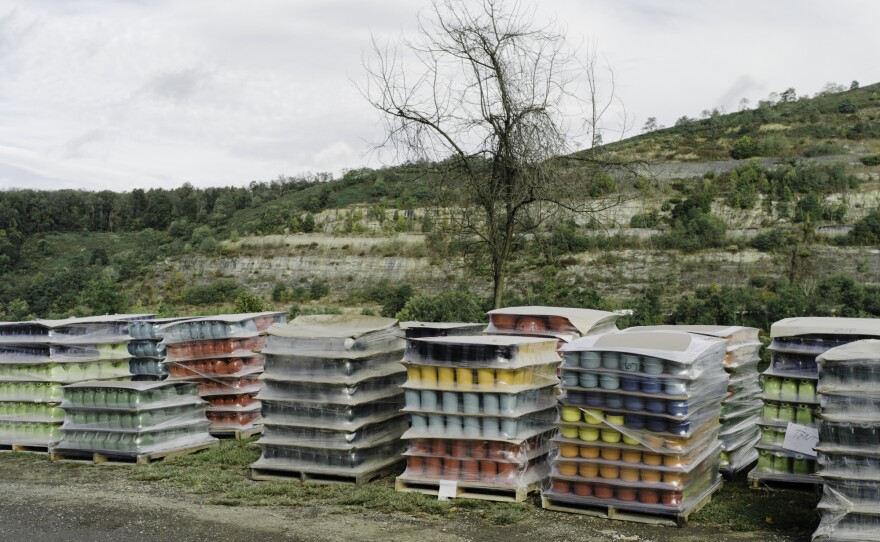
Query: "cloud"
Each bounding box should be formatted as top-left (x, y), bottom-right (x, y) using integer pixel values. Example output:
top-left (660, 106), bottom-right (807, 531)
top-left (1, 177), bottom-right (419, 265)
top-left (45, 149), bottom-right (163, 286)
top-left (0, 0), bottom-right (878, 191)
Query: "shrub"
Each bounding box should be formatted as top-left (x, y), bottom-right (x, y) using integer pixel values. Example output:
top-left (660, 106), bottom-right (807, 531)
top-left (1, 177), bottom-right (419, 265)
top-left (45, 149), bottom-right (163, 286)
top-left (861, 155), bottom-right (880, 167)
top-left (396, 290), bottom-right (485, 323)
top-left (749, 229), bottom-right (789, 252)
top-left (234, 291), bottom-right (267, 313)
top-left (730, 136), bottom-right (759, 159)
top-left (629, 211), bottom-right (660, 228)
top-left (842, 207), bottom-right (880, 245)
top-left (182, 279), bottom-right (242, 305)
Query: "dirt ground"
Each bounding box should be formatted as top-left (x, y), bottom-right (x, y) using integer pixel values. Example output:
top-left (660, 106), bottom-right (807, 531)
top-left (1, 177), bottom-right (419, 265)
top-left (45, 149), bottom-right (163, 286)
top-left (0, 451), bottom-right (815, 542)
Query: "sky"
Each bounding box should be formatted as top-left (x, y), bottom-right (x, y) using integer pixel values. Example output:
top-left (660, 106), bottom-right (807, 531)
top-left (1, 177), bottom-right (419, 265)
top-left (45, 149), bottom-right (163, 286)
top-left (0, 0), bottom-right (877, 191)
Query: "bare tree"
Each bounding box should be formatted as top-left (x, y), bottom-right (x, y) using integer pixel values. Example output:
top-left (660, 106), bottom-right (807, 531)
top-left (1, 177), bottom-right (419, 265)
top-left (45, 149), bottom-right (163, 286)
top-left (362, 0), bottom-right (641, 307)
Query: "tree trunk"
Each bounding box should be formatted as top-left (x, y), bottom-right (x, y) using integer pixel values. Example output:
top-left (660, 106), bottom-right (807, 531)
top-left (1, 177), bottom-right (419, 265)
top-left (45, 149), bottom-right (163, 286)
top-left (492, 266), bottom-right (505, 309)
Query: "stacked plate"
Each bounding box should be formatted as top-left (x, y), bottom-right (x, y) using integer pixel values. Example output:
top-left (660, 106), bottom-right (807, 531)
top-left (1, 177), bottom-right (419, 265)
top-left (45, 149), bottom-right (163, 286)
top-left (627, 326), bottom-right (763, 475)
top-left (813, 339), bottom-right (880, 541)
top-left (128, 318), bottom-right (192, 381)
top-left (397, 335), bottom-right (559, 497)
top-left (544, 331), bottom-right (727, 519)
top-left (161, 312), bottom-right (286, 434)
top-left (0, 315), bottom-right (151, 447)
top-left (250, 315), bottom-right (407, 481)
top-left (53, 381), bottom-right (217, 458)
top-left (750, 318), bottom-right (880, 486)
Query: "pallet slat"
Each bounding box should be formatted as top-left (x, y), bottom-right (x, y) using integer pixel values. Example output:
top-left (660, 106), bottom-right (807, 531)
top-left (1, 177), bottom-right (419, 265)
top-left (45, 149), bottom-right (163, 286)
top-left (394, 477), bottom-right (539, 503)
top-left (210, 426), bottom-right (263, 440)
top-left (49, 442), bottom-right (217, 465)
top-left (250, 460), bottom-right (401, 486)
top-left (541, 481), bottom-right (721, 527)
top-left (0, 444), bottom-right (51, 454)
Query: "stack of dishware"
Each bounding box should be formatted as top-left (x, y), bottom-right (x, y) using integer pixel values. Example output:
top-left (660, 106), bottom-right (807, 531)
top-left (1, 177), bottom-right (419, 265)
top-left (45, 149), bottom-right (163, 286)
top-left (749, 317), bottom-right (880, 487)
top-left (250, 315), bottom-right (407, 483)
top-left (396, 335), bottom-right (559, 500)
top-left (52, 380), bottom-right (217, 459)
top-left (543, 331), bottom-right (728, 521)
top-left (0, 315), bottom-right (150, 448)
top-left (813, 338), bottom-right (880, 541)
top-left (162, 312), bottom-right (285, 435)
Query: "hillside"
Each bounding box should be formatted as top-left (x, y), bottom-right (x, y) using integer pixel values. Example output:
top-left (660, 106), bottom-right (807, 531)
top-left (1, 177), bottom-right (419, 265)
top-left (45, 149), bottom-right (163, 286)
top-left (1, 82), bottom-right (879, 327)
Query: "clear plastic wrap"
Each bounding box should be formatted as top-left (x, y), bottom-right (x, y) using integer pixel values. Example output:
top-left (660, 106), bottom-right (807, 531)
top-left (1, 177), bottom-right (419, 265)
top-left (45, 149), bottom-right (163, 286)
top-left (0, 315), bottom-right (153, 345)
top-left (160, 312), bottom-right (286, 344)
top-left (0, 360), bottom-right (131, 382)
top-left (262, 350), bottom-right (402, 381)
top-left (0, 343), bottom-right (131, 364)
top-left (404, 387), bottom-right (557, 418)
top-left (720, 436), bottom-right (760, 471)
top-left (820, 392), bottom-right (880, 421)
top-left (164, 336), bottom-right (266, 362)
top-left (63, 406), bottom-right (209, 432)
top-left (253, 438), bottom-right (406, 470)
top-left (62, 381), bottom-right (205, 410)
top-left (405, 430), bottom-right (554, 463)
top-left (0, 402), bottom-right (65, 422)
top-left (752, 448), bottom-right (818, 478)
top-left (54, 422), bottom-right (217, 455)
top-left (260, 370), bottom-right (405, 405)
top-left (561, 368), bottom-right (729, 402)
top-left (0, 421), bottom-right (62, 445)
top-left (759, 402), bottom-right (819, 425)
top-left (813, 510), bottom-right (880, 542)
top-left (561, 331), bottom-right (727, 376)
top-left (485, 306), bottom-right (619, 340)
top-left (818, 451), bottom-right (880, 481)
top-left (405, 407), bottom-right (557, 441)
top-left (552, 446), bottom-right (721, 489)
top-left (262, 315), bottom-right (404, 357)
top-left (404, 362), bottom-right (558, 393)
top-left (400, 322), bottom-right (486, 339)
top-left (818, 340), bottom-right (880, 393)
top-left (260, 416), bottom-right (408, 449)
top-left (195, 376), bottom-right (261, 397)
top-left (819, 421), bottom-right (880, 450)
top-left (206, 394), bottom-right (261, 411)
top-left (405, 335), bottom-right (560, 369)
top-left (401, 452), bottom-right (551, 489)
top-left (127, 340), bottom-right (166, 358)
top-left (719, 414), bottom-right (761, 451)
top-left (206, 410), bottom-right (262, 429)
top-left (556, 401), bottom-right (722, 448)
top-left (260, 395), bottom-right (405, 430)
top-left (0, 382), bottom-right (64, 402)
top-left (166, 355), bottom-right (264, 380)
top-left (129, 358), bottom-right (167, 376)
top-left (545, 467), bottom-right (721, 514)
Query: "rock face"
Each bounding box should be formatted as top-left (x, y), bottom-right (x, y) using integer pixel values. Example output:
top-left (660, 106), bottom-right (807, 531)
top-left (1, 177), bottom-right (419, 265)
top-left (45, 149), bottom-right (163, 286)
top-left (168, 242), bottom-right (880, 302)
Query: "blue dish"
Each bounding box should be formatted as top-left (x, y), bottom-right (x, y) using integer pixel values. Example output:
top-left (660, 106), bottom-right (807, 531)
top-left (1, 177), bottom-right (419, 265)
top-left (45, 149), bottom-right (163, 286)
top-left (645, 399), bottom-right (666, 414)
top-left (621, 378), bottom-right (640, 392)
top-left (640, 379), bottom-right (662, 394)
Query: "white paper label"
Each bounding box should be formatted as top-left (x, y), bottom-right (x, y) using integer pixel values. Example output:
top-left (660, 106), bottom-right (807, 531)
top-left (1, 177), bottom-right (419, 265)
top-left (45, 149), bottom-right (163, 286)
top-left (438, 480), bottom-right (458, 501)
top-left (782, 422), bottom-right (819, 457)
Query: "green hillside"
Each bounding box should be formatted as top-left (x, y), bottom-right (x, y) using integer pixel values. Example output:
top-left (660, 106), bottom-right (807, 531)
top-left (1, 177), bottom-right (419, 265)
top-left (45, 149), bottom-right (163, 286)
top-left (1, 82), bottom-right (879, 325)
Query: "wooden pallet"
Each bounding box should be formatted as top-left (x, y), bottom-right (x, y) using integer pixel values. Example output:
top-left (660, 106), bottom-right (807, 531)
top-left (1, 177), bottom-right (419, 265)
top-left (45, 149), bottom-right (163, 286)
top-left (748, 472), bottom-right (823, 492)
top-left (49, 442), bottom-right (217, 465)
top-left (0, 443), bottom-right (50, 454)
top-left (209, 426), bottom-right (263, 440)
top-left (541, 486), bottom-right (717, 528)
top-left (250, 459), bottom-right (403, 486)
top-left (394, 477), bottom-right (540, 503)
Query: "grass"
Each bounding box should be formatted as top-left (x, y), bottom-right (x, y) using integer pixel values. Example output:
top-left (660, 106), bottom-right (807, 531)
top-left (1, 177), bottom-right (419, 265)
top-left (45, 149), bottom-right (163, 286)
top-left (2, 440), bottom-right (822, 536)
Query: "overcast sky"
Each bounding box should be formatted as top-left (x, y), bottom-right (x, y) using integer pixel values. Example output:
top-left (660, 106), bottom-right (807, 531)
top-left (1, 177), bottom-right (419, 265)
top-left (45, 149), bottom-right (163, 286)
top-left (0, 0), bottom-right (876, 191)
